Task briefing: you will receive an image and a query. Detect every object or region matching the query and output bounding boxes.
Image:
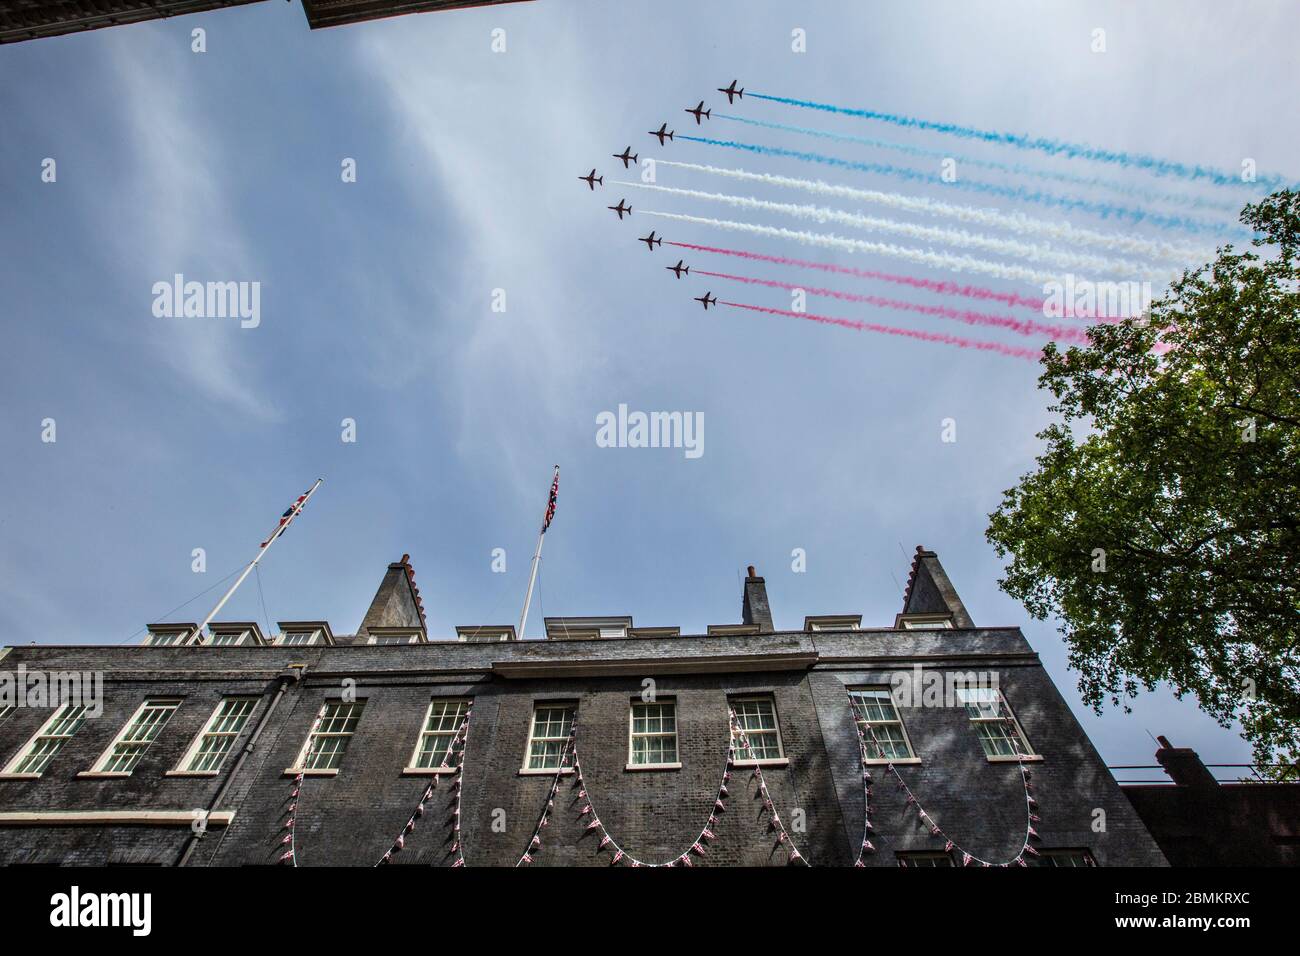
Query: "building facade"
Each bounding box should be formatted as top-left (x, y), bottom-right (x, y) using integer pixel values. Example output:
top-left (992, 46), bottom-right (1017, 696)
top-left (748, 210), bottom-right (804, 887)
top-left (1121, 736), bottom-right (1300, 866)
top-left (0, 549), bottom-right (1168, 866)
top-left (0, 0), bottom-right (529, 45)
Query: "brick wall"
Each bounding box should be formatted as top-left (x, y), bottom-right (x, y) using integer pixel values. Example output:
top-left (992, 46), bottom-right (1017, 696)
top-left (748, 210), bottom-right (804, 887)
top-left (0, 630), bottom-right (1167, 866)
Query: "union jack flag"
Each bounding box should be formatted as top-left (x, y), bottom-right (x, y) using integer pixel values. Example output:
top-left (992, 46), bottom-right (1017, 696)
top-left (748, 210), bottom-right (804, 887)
top-left (540, 466), bottom-right (560, 534)
top-left (261, 485), bottom-right (315, 548)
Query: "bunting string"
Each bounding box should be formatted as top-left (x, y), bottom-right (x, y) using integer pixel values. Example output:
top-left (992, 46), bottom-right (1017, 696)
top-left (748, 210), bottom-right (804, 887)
top-left (512, 708), bottom-right (810, 866)
top-left (375, 707), bottom-right (473, 867)
top-left (513, 726), bottom-right (577, 867)
top-left (278, 771), bottom-right (304, 866)
top-left (849, 699), bottom-right (1040, 867)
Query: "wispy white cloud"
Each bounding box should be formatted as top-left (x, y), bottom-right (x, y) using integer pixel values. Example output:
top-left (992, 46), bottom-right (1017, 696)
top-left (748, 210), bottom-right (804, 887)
top-left (356, 22), bottom-right (616, 500)
top-left (100, 31), bottom-right (278, 422)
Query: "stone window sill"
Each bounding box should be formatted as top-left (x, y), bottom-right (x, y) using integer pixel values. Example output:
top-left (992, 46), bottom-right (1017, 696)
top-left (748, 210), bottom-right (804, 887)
top-left (401, 766), bottom-right (459, 776)
top-left (987, 754), bottom-right (1043, 763)
top-left (75, 771), bottom-right (132, 779)
top-left (518, 766), bottom-right (575, 776)
top-left (283, 768), bottom-right (339, 777)
top-left (732, 758), bottom-right (789, 768)
top-left (625, 762), bottom-right (682, 772)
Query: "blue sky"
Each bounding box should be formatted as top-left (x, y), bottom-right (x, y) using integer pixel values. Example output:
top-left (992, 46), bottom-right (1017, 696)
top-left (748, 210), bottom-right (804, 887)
top-left (2, 0), bottom-right (1296, 770)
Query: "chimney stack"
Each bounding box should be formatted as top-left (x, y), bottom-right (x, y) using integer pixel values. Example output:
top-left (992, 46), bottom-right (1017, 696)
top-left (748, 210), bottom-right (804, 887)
top-left (1154, 735), bottom-right (1219, 789)
top-left (741, 566), bottom-right (774, 633)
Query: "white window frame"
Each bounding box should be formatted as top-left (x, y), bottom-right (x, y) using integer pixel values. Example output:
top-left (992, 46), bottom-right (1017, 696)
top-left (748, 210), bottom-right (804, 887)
top-left (404, 699), bottom-right (470, 774)
top-left (146, 628), bottom-right (194, 646)
top-left (277, 629), bottom-right (321, 647)
top-left (170, 697), bottom-right (260, 775)
top-left (627, 699), bottom-right (680, 770)
top-left (897, 851), bottom-right (955, 867)
top-left (456, 627), bottom-right (515, 643)
top-left (900, 614), bottom-right (953, 630)
top-left (287, 699), bottom-right (365, 775)
top-left (208, 629), bottom-right (251, 647)
top-left (730, 695), bottom-right (787, 766)
top-left (1, 703), bottom-right (90, 777)
top-left (848, 687), bottom-right (919, 763)
top-left (957, 687), bottom-right (1037, 761)
top-left (87, 698), bottom-right (182, 776)
top-left (367, 630), bottom-right (422, 645)
top-left (521, 703), bottom-right (576, 774)
top-left (1031, 848), bottom-right (1096, 868)
top-left (0, 705), bottom-right (15, 724)
top-left (806, 615), bottom-right (862, 632)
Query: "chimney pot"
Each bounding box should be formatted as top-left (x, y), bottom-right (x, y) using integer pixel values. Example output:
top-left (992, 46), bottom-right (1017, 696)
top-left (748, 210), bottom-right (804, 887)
top-left (747, 565), bottom-right (756, 578)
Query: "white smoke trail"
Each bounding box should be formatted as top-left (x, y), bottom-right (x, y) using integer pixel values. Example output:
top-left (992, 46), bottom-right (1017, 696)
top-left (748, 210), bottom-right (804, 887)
top-left (622, 182), bottom-right (1173, 281)
top-left (651, 160), bottom-right (1211, 266)
top-left (638, 210), bottom-right (1081, 286)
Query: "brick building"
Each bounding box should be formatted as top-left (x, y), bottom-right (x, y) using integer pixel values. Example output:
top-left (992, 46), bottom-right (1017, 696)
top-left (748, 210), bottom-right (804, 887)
top-left (0, 0), bottom-right (530, 44)
top-left (0, 548), bottom-right (1168, 867)
top-left (1121, 736), bottom-right (1300, 866)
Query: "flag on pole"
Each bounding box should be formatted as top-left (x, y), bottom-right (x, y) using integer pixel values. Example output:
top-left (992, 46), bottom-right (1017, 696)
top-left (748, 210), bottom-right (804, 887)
top-left (540, 466), bottom-right (560, 534)
top-left (261, 485), bottom-right (315, 548)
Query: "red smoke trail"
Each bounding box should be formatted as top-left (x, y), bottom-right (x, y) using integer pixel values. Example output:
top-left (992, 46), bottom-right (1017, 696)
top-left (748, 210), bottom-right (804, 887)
top-left (669, 240), bottom-right (1048, 313)
top-left (720, 301), bottom-right (1044, 362)
top-left (697, 270), bottom-right (1092, 344)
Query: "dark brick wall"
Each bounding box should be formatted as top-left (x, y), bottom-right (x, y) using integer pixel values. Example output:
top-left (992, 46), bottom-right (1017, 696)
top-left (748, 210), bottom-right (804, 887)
top-left (0, 630), bottom-right (1167, 866)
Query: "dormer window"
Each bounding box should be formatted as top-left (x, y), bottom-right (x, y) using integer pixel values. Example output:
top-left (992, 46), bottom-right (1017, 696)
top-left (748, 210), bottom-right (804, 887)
top-left (544, 617), bottom-right (632, 641)
top-left (207, 623), bottom-right (265, 647)
top-left (899, 615), bottom-right (953, 630)
top-left (279, 630), bottom-right (319, 646)
top-left (274, 622), bottom-right (334, 646)
top-left (145, 625), bottom-right (195, 647)
top-left (209, 630), bottom-right (248, 647)
top-left (805, 615), bottom-right (862, 632)
top-left (456, 626), bottom-right (516, 643)
top-left (707, 624), bottom-right (761, 636)
top-left (367, 627), bottom-right (424, 645)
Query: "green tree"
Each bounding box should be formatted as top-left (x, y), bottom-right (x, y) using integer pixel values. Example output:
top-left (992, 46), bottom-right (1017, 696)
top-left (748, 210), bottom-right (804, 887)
top-left (987, 190), bottom-right (1300, 775)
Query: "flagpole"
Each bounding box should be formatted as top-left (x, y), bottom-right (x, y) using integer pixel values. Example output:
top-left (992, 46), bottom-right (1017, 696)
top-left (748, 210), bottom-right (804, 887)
top-left (517, 466), bottom-right (558, 640)
top-left (517, 528), bottom-right (546, 641)
top-left (190, 478), bottom-right (323, 645)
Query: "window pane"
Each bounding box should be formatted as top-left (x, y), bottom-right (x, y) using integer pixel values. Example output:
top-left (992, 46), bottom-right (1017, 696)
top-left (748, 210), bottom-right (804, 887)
top-left (527, 705), bottom-right (575, 769)
top-left (99, 701), bottom-right (178, 774)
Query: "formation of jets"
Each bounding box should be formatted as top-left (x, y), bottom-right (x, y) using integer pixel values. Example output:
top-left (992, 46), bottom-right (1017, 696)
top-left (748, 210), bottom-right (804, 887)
top-left (717, 79), bottom-right (743, 104)
top-left (580, 82), bottom-right (741, 312)
top-left (648, 122), bottom-right (675, 146)
top-left (684, 100), bottom-right (711, 124)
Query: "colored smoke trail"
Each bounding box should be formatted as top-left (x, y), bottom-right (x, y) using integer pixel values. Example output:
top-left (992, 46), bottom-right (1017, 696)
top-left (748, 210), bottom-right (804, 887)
top-left (712, 114), bottom-right (1243, 214)
top-left (653, 160), bottom-right (1212, 265)
top-left (640, 210), bottom-right (1070, 285)
top-left (619, 180), bottom-right (1171, 280)
top-left (721, 300), bottom-right (1043, 362)
top-left (667, 240), bottom-right (1052, 312)
top-left (676, 135), bottom-right (1252, 239)
top-left (747, 92), bottom-right (1296, 192)
top-left (696, 270), bottom-right (1101, 342)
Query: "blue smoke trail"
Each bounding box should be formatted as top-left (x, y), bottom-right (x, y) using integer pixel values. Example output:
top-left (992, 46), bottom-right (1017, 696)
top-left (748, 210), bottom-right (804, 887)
top-left (748, 93), bottom-right (1296, 192)
top-left (676, 135), bottom-right (1254, 240)
top-left (715, 114), bottom-right (1240, 214)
